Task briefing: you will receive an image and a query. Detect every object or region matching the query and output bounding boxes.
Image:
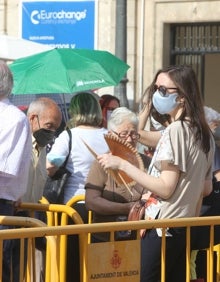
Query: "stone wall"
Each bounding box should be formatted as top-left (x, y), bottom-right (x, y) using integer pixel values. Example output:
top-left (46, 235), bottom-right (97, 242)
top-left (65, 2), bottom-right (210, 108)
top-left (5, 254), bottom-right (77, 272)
top-left (1, 0), bottom-right (220, 110)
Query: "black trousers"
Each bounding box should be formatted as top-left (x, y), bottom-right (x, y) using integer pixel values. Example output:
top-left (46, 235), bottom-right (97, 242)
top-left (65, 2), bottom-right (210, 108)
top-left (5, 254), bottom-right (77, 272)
top-left (0, 201), bottom-right (15, 282)
top-left (66, 203), bottom-right (88, 282)
top-left (191, 181), bottom-right (220, 251)
top-left (141, 228), bottom-right (186, 282)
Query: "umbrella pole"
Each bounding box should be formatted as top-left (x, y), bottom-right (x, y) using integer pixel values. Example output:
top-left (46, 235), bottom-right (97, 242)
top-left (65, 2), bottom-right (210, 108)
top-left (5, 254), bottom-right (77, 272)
top-left (62, 93), bottom-right (69, 122)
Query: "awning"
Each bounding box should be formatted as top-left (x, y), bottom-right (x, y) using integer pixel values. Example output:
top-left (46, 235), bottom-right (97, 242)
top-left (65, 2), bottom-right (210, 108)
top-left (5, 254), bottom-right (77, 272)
top-left (0, 35), bottom-right (52, 61)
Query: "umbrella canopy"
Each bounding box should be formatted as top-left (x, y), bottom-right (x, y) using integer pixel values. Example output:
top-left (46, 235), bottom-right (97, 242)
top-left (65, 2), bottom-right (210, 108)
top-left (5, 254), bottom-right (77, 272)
top-left (9, 48), bottom-right (130, 94)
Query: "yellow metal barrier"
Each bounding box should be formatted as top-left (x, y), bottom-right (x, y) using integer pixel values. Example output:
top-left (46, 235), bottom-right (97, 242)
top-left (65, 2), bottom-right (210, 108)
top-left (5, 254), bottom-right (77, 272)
top-left (6, 197), bottom-right (219, 282)
top-left (65, 195), bottom-right (87, 282)
top-left (214, 243), bottom-right (220, 281)
top-left (0, 215), bottom-right (219, 282)
top-left (0, 215), bottom-right (58, 282)
top-left (19, 199), bottom-right (84, 282)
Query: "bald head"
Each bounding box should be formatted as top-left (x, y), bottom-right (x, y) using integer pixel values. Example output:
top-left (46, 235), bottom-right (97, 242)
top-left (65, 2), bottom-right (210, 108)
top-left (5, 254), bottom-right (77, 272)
top-left (27, 97), bottom-right (62, 134)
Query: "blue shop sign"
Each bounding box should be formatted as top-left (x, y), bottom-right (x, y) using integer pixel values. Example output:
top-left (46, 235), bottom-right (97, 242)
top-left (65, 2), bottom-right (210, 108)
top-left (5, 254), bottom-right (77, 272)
top-left (21, 1), bottom-right (96, 49)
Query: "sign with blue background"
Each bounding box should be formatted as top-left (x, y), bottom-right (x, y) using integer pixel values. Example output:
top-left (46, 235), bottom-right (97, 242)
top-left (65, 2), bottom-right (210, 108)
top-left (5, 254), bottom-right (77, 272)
top-left (21, 0), bottom-right (96, 49)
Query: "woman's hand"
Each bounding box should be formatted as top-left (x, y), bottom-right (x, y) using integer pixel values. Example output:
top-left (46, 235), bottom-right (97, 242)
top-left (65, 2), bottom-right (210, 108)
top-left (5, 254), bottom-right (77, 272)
top-left (97, 153), bottom-right (123, 170)
top-left (46, 160), bottom-right (59, 177)
top-left (208, 120), bottom-right (220, 132)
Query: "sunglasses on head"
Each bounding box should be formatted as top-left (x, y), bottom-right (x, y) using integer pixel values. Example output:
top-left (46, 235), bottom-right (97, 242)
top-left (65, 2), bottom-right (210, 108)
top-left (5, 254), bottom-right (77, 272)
top-left (154, 85), bottom-right (178, 97)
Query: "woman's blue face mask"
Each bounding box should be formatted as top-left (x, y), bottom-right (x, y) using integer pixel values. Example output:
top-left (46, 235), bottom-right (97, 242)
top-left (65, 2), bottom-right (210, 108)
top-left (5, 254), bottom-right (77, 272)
top-left (152, 90), bottom-right (179, 115)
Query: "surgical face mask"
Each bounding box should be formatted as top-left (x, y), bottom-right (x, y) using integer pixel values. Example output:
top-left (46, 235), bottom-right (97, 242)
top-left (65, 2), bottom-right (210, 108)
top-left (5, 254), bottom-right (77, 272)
top-left (106, 110), bottom-right (113, 122)
top-left (33, 115), bottom-right (55, 147)
top-left (152, 90), bottom-right (179, 115)
top-left (33, 128), bottom-right (55, 147)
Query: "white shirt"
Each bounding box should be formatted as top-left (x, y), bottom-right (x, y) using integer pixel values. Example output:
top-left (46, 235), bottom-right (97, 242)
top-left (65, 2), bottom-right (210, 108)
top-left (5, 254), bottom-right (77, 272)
top-left (47, 127), bottom-right (109, 203)
top-left (0, 98), bottom-right (32, 201)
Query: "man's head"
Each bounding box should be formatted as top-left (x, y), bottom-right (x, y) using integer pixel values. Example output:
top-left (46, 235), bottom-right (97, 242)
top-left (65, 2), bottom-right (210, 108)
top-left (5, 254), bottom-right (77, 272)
top-left (0, 61), bottom-right (13, 99)
top-left (107, 107), bottom-right (140, 148)
top-left (27, 97), bottom-right (62, 146)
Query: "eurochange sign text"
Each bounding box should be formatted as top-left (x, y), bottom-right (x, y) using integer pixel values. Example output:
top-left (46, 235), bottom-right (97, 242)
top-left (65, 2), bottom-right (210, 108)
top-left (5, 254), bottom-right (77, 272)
top-left (21, 0), bottom-right (96, 49)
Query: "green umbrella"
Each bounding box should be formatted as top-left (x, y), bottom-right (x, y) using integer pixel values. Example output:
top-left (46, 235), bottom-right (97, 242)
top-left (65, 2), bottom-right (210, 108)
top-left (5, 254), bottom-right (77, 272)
top-left (9, 48), bottom-right (130, 94)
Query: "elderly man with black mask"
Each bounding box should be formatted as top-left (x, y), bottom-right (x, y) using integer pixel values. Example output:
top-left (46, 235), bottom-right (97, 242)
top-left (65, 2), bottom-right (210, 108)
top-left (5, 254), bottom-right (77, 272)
top-left (23, 97), bottom-right (62, 203)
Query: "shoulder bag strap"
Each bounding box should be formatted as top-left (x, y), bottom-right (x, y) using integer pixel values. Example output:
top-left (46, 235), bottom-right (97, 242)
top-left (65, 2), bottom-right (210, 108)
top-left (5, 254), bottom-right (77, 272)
top-left (62, 127), bottom-right (72, 168)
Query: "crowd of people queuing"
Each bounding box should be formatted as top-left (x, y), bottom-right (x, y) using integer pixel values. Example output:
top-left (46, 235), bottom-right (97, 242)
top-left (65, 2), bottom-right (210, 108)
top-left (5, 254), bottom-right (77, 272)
top-left (0, 60), bottom-right (219, 282)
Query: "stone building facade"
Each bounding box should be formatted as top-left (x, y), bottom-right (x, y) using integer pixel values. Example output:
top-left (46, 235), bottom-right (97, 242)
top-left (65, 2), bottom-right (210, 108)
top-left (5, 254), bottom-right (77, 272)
top-left (1, 0), bottom-right (220, 111)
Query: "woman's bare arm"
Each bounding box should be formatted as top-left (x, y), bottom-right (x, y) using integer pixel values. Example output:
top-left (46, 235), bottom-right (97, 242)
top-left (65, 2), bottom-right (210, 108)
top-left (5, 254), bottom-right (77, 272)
top-left (138, 103), bottom-right (150, 131)
top-left (97, 154), bottom-right (180, 199)
top-left (139, 130), bottom-right (161, 148)
top-left (85, 188), bottom-right (134, 215)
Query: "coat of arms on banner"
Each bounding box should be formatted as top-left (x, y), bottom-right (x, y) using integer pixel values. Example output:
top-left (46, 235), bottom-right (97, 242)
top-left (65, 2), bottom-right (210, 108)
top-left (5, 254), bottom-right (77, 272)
top-left (86, 240), bottom-right (140, 282)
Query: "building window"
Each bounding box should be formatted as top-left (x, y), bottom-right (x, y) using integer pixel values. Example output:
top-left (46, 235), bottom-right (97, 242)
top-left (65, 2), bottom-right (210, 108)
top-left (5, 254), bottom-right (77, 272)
top-left (170, 22), bottom-right (220, 96)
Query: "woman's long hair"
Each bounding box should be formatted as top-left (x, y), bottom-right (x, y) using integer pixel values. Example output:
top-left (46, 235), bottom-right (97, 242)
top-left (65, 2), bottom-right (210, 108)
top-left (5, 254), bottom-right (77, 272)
top-left (145, 65), bottom-right (211, 154)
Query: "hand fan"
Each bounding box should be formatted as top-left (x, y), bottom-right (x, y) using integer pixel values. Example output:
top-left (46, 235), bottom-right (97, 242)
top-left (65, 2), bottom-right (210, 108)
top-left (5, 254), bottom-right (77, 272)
top-left (103, 134), bottom-right (144, 186)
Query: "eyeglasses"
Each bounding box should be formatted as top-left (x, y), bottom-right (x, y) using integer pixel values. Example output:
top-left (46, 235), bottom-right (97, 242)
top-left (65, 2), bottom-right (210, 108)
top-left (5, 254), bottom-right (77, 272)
top-left (154, 85), bottom-right (178, 97)
top-left (112, 130), bottom-right (140, 140)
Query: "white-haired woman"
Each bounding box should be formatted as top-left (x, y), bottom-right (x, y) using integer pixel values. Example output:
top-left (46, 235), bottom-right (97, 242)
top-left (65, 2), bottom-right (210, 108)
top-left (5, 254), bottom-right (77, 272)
top-left (85, 107), bottom-right (151, 242)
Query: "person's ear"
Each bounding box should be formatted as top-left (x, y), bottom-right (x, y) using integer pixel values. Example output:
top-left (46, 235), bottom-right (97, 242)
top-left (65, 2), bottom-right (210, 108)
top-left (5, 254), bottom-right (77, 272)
top-left (29, 114), bottom-right (37, 122)
top-left (178, 96), bottom-right (185, 104)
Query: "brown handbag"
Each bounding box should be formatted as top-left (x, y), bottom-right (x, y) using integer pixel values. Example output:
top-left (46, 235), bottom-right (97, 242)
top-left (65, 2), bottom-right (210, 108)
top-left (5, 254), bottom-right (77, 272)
top-left (114, 200), bottom-right (146, 241)
top-left (128, 199), bottom-right (146, 221)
